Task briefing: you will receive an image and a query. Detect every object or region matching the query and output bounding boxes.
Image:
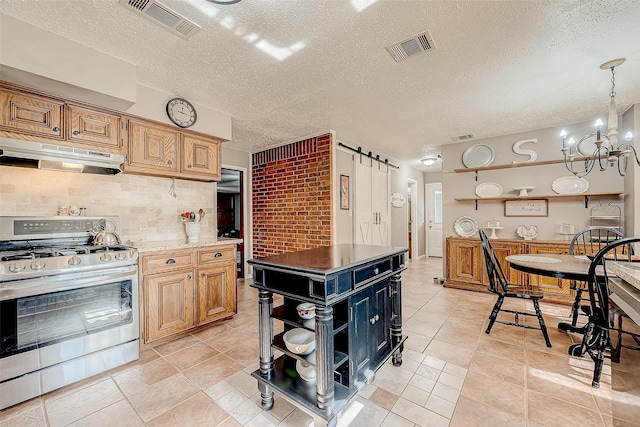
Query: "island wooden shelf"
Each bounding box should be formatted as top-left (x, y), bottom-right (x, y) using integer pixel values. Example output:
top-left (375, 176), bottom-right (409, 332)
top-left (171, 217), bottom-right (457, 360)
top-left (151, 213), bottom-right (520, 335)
top-left (455, 192), bottom-right (624, 209)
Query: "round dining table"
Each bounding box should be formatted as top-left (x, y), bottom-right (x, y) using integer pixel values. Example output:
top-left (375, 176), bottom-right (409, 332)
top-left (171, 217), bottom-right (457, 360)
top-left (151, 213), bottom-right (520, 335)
top-left (505, 253), bottom-right (603, 333)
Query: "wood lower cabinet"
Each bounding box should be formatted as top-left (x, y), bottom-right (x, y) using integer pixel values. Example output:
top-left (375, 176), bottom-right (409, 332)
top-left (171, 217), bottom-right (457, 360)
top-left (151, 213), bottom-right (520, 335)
top-left (445, 237), bottom-right (571, 303)
top-left (126, 119), bottom-right (221, 181)
top-left (446, 238), bottom-right (483, 287)
top-left (140, 244), bottom-right (237, 344)
top-left (145, 269), bottom-right (195, 342)
top-left (197, 263), bottom-right (236, 324)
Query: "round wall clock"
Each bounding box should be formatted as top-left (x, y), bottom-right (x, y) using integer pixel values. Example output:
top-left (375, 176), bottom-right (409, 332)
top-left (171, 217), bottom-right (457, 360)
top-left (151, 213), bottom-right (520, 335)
top-left (166, 97), bottom-right (197, 128)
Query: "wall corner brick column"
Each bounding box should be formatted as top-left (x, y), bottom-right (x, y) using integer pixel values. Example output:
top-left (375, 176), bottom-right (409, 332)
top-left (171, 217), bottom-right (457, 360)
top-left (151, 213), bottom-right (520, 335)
top-left (252, 133), bottom-right (333, 257)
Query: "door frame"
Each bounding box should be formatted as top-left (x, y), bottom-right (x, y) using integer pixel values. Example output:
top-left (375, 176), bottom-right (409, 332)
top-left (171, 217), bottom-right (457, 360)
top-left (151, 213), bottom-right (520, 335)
top-left (221, 163), bottom-right (250, 277)
top-left (426, 182), bottom-right (443, 258)
top-left (407, 178), bottom-right (418, 260)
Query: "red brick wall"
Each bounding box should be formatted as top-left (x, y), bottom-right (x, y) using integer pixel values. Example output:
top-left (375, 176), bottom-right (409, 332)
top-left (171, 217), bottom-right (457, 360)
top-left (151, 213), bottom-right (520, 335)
top-left (252, 134), bottom-right (333, 257)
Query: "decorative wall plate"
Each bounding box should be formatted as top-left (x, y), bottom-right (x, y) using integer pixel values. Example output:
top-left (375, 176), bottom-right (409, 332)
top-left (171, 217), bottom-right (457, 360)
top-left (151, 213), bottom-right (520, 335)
top-left (462, 143), bottom-right (496, 168)
top-left (552, 176), bottom-right (589, 194)
top-left (475, 182), bottom-right (503, 198)
top-left (576, 133), bottom-right (609, 156)
top-left (454, 216), bottom-right (479, 238)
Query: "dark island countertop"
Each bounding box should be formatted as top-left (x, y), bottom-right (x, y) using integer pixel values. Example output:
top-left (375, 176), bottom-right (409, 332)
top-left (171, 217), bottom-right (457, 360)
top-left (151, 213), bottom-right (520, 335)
top-left (248, 244), bottom-right (408, 276)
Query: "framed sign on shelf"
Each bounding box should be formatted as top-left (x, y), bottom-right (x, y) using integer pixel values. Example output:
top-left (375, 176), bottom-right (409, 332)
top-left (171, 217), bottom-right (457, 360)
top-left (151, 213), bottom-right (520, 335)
top-left (340, 174), bottom-right (349, 210)
top-left (504, 199), bottom-right (548, 217)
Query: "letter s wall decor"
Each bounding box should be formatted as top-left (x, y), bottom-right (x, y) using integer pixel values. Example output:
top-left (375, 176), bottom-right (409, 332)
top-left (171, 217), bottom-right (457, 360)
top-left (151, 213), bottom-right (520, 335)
top-left (512, 138), bottom-right (538, 163)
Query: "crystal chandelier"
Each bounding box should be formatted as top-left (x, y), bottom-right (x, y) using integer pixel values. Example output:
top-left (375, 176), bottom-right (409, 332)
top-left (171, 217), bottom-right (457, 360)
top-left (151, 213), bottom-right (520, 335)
top-left (560, 58), bottom-right (637, 177)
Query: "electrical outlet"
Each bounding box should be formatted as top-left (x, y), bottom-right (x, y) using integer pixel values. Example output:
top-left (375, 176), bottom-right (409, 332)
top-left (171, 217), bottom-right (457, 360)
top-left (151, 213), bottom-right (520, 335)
top-left (139, 220), bottom-right (147, 231)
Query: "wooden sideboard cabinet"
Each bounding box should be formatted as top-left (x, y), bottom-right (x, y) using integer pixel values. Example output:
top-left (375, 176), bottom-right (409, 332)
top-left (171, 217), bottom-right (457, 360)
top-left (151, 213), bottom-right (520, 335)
top-left (248, 244), bottom-right (407, 427)
top-left (139, 244), bottom-right (237, 343)
top-left (445, 237), bottom-right (572, 304)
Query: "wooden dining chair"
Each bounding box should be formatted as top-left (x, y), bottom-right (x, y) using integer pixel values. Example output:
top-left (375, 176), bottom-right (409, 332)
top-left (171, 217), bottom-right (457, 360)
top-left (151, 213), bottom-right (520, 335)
top-left (564, 227), bottom-right (625, 329)
top-left (479, 230), bottom-right (551, 347)
top-left (568, 236), bottom-right (640, 388)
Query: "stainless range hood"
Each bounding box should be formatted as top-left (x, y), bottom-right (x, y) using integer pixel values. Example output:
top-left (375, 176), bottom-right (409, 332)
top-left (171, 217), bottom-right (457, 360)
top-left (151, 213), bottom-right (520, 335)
top-left (0, 138), bottom-right (124, 175)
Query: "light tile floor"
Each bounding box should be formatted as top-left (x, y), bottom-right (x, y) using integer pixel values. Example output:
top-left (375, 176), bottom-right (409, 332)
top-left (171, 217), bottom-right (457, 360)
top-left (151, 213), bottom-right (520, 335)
top-left (1, 258), bottom-right (639, 426)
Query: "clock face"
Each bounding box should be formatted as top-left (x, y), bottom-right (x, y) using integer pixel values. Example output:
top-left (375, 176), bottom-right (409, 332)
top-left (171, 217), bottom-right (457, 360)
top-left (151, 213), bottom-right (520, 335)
top-left (166, 98), bottom-right (197, 128)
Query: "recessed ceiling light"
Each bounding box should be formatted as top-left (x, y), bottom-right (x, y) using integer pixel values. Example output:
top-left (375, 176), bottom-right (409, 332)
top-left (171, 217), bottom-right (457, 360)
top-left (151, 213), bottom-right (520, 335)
top-left (207, 0), bottom-right (241, 4)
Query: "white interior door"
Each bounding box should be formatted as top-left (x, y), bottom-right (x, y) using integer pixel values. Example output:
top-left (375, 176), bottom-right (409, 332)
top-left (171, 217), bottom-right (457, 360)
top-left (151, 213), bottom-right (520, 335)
top-left (426, 182), bottom-right (443, 257)
top-left (354, 160), bottom-right (372, 244)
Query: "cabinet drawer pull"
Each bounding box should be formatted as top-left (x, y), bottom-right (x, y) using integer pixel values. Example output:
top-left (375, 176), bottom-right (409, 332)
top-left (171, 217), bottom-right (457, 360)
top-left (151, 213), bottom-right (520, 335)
top-left (168, 160), bottom-right (173, 165)
top-left (166, 258), bottom-right (176, 264)
top-left (374, 314), bottom-right (379, 321)
top-left (73, 130), bottom-right (80, 135)
top-left (53, 126), bottom-right (60, 132)
top-left (370, 317), bottom-right (376, 324)
top-left (215, 252), bottom-right (222, 257)
top-left (201, 273), bottom-right (205, 277)
top-left (188, 164), bottom-right (192, 168)
top-left (373, 268), bottom-right (379, 274)
top-left (187, 275), bottom-right (192, 280)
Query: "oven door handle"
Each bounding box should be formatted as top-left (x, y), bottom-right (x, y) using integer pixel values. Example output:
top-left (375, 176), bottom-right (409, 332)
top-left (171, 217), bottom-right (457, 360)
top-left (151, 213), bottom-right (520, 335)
top-left (0, 265), bottom-right (139, 301)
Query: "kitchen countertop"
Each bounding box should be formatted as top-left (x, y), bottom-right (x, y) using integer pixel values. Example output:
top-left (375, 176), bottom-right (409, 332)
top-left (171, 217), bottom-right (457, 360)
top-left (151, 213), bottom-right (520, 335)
top-left (133, 237), bottom-right (242, 253)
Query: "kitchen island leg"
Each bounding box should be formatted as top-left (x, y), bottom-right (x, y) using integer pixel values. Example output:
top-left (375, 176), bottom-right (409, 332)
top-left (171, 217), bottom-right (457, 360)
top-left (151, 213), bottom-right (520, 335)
top-left (390, 273), bottom-right (404, 366)
top-left (258, 290), bottom-right (274, 409)
top-left (315, 305), bottom-right (334, 411)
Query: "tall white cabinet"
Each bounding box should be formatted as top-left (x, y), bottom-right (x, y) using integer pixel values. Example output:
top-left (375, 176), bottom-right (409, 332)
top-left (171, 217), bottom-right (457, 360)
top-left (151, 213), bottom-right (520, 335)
top-left (354, 160), bottom-right (390, 245)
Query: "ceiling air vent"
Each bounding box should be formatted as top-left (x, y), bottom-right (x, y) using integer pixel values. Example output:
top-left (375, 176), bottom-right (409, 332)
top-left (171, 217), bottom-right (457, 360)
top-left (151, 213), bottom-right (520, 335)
top-left (451, 134), bottom-right (475, 142)
top-left (386, 31), bottom-right (436, 62)
top-left (119, 0), bottom-right (201, 39)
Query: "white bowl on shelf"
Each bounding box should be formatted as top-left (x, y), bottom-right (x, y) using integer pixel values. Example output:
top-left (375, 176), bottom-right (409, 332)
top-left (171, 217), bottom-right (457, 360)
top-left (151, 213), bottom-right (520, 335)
top-left (295, 351), bottom-right (316, 382)
top-left (283, 328), bottom-right (316, 355)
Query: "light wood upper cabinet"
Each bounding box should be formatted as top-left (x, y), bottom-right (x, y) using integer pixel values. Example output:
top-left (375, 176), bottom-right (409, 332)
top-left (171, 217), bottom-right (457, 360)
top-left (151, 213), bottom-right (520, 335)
top-left (126, 119), bottom-right (221, 181)
top-left (1, 81), bottom-right (224, 181)
top-left (127, 120), bottom-right (179, 174)
top-left (66, 104), bottom-right (122, 152)
top-left (0, 89), bottom-right (64, 139)
top-left (181, 134), bottom-right (221, 180)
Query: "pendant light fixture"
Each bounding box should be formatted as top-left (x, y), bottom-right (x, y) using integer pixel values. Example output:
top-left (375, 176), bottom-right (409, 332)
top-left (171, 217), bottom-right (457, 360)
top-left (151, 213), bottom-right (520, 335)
top-left (560, 58), bottom-right (637, 177)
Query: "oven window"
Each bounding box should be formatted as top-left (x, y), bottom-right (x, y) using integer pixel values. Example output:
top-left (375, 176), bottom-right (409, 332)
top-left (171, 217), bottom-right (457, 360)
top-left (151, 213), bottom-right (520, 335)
top-left (15, 280), bottom-right (133, 352)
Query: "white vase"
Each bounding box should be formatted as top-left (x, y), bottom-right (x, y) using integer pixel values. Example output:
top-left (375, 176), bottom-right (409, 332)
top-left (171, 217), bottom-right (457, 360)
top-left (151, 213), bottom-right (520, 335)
top-left (184, 222), bottom-right (201, 243)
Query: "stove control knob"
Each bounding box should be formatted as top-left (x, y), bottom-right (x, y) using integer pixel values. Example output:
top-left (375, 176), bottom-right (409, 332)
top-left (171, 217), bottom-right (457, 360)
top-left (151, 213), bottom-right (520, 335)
top-left (100, 253), bottom-right (113, 262)
top-left (9, 262), bottom-right (26, 272)
top-left (115, 252), bottom-right (127, 261)
top-left (68, 256), bottom-right (82, 266)
top-left (30, 260), bottom-right (46, 270)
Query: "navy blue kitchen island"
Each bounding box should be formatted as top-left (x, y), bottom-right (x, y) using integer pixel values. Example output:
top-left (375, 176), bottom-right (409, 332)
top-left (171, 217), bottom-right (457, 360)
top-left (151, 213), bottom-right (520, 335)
top-left (248, 244), bottom-right (408, 427)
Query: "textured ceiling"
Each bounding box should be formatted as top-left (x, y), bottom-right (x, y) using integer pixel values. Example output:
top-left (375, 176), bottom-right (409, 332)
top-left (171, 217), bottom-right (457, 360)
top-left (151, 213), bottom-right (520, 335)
top-left (2, 0), bottom-right (640, 171)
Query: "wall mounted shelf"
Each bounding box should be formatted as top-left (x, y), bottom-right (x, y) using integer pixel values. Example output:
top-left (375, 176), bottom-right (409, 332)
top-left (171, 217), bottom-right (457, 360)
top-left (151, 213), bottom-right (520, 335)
top-left (453, 157), bottom-right (602, 181)
top-left (455, 192), bottom-right (624, 209)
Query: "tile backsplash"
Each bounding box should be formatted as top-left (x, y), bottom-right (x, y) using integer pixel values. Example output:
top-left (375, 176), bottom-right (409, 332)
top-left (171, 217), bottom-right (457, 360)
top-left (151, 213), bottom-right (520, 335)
top-left (0, 166), bottom-right (217, 244)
